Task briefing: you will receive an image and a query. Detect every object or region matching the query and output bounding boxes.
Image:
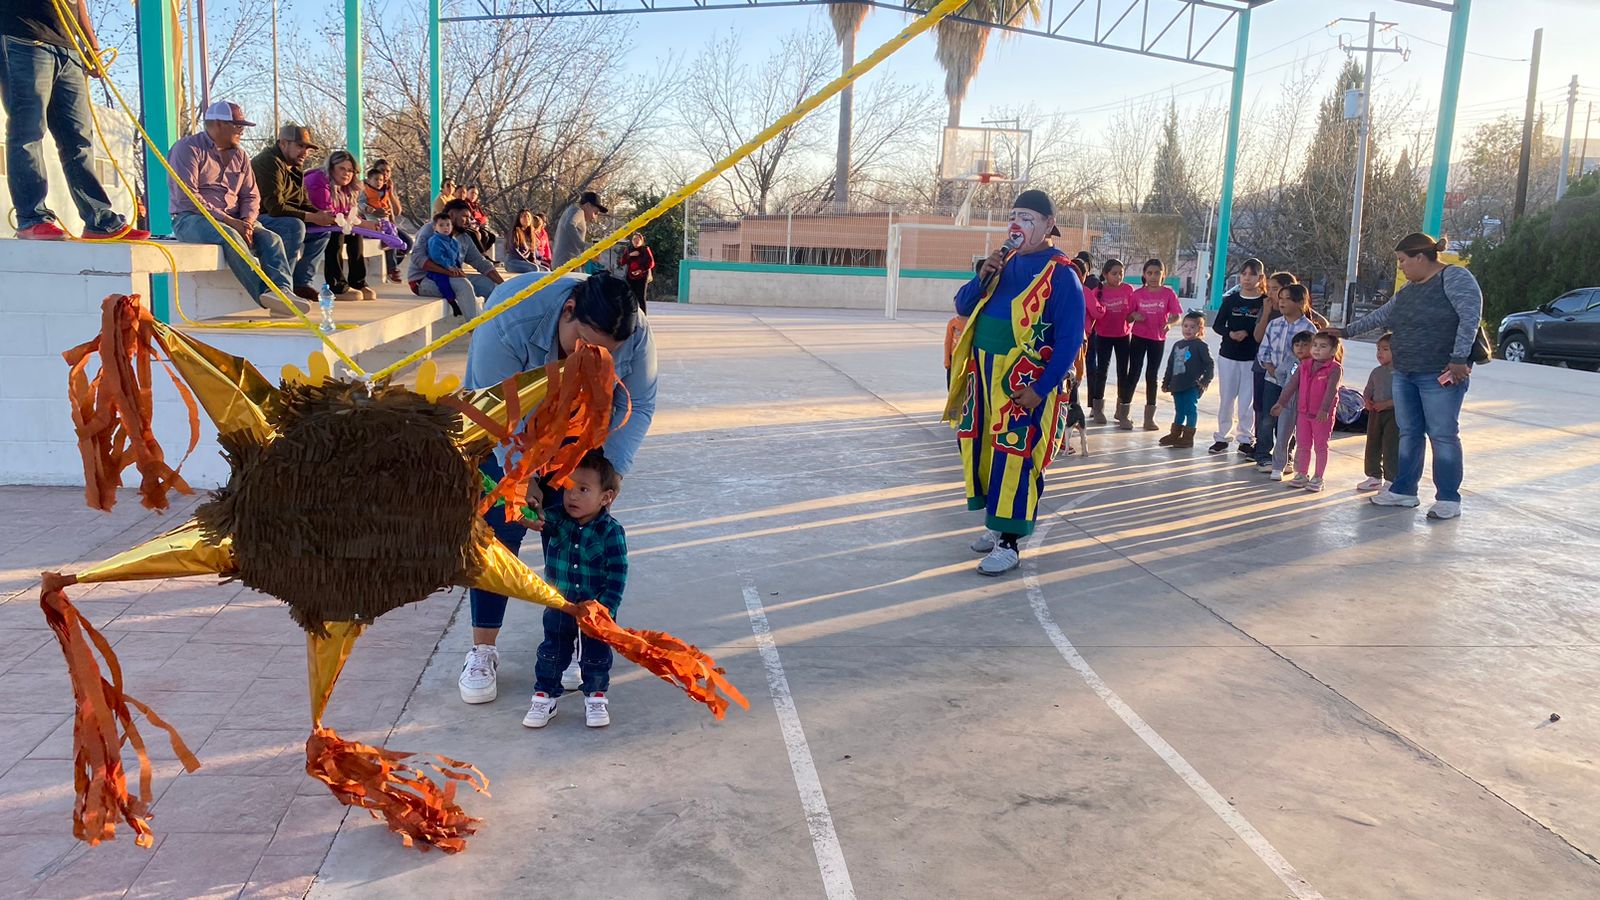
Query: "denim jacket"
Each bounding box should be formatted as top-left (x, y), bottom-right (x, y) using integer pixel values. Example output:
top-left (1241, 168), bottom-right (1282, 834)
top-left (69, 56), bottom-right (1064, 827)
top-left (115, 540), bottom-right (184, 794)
top-left (464, 273), bottom-right (657, 474)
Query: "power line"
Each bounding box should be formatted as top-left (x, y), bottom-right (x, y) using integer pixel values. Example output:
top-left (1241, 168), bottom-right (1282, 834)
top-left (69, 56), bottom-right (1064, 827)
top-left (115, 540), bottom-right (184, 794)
top-left (1394, 29), bottom-right (1527, 63)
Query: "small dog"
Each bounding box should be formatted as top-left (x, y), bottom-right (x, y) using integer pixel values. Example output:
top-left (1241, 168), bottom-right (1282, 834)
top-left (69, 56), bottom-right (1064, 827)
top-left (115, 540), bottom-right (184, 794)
top-left (1064, 399), bottom-right (1089, 456)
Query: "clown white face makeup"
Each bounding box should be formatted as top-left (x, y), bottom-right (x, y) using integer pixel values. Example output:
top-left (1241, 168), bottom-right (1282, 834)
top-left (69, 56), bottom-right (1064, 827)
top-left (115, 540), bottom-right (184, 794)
top-left (1007, 208), bottom-right (1054, 251)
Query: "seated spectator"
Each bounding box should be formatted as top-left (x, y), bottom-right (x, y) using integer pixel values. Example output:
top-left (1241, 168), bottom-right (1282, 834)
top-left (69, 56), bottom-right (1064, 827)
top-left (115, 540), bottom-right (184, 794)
top-left (360, 159), bottom-right (412, 283)
top-left (166, 100), bottom-right (308, 316)
top-left (305, 149), bottom-right (377, 302)
top-left (507, 209), bottom-right (549, 274)
top-left (553, 190), bottom-right (607, 267)
top-left (404, 198), bottom-right (506, 316)
top-left (432, 178), bottom-right (458, 216)
top-left (251, 123), bottom-right (336, 301)
top-left (464, 184), bottom-right (498, 258)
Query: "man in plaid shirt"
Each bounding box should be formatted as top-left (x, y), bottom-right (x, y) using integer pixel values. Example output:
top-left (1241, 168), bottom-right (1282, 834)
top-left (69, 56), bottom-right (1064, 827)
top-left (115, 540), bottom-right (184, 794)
top-left (524, 450), bottom-right (629, 729)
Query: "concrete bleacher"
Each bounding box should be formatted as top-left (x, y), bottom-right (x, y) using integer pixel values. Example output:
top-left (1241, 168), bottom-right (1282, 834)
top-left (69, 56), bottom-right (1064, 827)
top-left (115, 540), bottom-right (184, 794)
top-left (0, 236), bottom-right (458, 488)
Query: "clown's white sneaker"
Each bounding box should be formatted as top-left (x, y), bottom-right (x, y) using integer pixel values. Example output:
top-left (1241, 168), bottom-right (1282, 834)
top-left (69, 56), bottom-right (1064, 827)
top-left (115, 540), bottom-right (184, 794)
top-left (977, 545), bottom-right (1020, 576)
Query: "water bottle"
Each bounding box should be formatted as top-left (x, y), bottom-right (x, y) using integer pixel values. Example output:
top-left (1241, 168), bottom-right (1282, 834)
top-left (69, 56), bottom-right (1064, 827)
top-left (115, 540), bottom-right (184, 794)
top-left (318, 284), bottom-right (336, 334)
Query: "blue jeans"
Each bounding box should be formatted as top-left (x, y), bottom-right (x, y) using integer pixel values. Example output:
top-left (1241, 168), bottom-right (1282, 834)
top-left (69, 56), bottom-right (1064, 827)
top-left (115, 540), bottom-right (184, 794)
top-left (1172, 388), bottom-right (1198, 427)
top-left (1254, 381), bottom-right (1285, 463)
top-left (1391, 370), bottom-right (1469, 502)
top-left (0, 36), bottom-right (124, 232)
top-left (257, 214), bottom-right (330, 289)
top-left (171, 212), bottom-right (291, 297)
top-left (534, 606), bottom-right (613, 697)
top-left (469, 456), bottom-right (563, 630)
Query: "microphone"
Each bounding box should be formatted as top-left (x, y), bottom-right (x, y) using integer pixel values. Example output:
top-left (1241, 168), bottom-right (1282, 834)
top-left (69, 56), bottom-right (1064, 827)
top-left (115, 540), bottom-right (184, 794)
top-left (983, 229), bottom-right (1025, 289)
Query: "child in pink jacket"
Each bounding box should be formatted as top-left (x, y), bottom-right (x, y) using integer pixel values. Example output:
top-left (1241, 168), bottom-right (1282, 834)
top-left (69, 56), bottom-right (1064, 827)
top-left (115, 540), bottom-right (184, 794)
top-left (1272, 331), bottom-right (1343, 492)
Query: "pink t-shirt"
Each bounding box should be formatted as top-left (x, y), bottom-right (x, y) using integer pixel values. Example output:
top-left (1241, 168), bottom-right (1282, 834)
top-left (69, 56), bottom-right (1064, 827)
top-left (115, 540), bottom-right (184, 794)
top-left (1090, 283), bottom-right (1135, 338)
top-left (1129, 285), bottom-right (1182, 341)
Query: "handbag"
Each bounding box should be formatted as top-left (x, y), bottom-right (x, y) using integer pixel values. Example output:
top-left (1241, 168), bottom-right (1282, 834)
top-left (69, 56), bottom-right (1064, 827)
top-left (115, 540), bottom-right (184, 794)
top-left (1442, 265), bottom-right (1493, 365)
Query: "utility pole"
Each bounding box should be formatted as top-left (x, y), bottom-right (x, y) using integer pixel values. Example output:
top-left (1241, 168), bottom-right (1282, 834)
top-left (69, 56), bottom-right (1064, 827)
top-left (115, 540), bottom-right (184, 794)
top-left (1512, 28), bottom-right (1542, 222)
top-left (1580, 101), bottom-right (1594, 184)
top-left (1335, 13), bottom-right (1406, 325)
top-left (1557, 76), bottom-right (1579, 200)
top-left (196, 0), bottom-right (210, 111)
top-left (271, 0), bottom-right (280, 130)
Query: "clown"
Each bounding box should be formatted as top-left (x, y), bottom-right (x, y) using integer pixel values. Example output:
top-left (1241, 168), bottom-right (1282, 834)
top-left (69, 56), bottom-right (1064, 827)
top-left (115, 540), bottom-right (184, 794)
top-left (944, 190), bottom-right (1087, 575)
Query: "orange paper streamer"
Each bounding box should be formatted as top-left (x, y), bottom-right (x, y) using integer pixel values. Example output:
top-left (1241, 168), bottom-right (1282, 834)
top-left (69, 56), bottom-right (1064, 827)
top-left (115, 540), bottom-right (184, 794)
top-left (305, 726), bottom-right (489, 853)
top-left (573, 601), bottom-right (750, 720)
top-left (476, 344), bottom-right (616, 524)
top-left (38, 573), bottom-right (201, 847)
top-left (61, 294), bottom-right (198, 512)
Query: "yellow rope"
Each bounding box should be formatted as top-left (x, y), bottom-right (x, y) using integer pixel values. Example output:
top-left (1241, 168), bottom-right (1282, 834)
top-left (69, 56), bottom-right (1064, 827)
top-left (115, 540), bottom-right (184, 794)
top-left (365, 0), bottom-right (970, 382)
top-left (47, 0), bottom-right (368, 373)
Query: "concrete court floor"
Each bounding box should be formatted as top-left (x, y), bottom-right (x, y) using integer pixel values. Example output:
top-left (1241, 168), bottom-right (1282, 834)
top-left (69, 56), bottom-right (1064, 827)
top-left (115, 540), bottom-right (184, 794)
top-left (305, 304), bottom-right (1600, 900)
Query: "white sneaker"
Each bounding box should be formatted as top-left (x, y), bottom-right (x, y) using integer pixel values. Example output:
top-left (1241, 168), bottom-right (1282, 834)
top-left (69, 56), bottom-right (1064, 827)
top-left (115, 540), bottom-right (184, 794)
top-left (1304, 477), bottom-right (1324, 492)
top-left (1355, 476), bottom-right (1385, 492)
top-left (458, 644), bottom-right (499, 704)
top-left (1268, 469), bottom-right (1284, 481)
top-left (585, 693), bottom-right (610, 728)
top-left (1426, 501), bottom-right (1461, 520)
top-left (976, 545), bottom-right (1020, 576)
top-left (1371, 491), bottom-right (1420, 508)
top-left (970, 529), bottom-right (999, 553)
top-left (560, 656), bottom-right (582, 691)
top-left (522, 692), bottom-right (558, 728)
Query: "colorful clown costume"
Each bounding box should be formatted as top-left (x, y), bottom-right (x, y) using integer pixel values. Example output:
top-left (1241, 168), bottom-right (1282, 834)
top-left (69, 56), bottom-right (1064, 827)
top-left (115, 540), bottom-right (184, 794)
top-left (944, 247), bottom-right (1087, 537)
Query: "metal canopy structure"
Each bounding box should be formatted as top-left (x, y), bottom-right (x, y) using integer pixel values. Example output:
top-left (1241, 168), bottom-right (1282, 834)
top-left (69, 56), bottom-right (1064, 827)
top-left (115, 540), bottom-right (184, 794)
top-left (131, 0), bottom-right (1470, 317)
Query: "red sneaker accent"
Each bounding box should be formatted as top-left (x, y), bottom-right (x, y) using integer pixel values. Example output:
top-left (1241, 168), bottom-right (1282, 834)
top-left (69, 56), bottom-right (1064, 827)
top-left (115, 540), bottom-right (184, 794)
top-left (15, 222), bottom-right (71, 241)
top-left (81, 225), bottom-right (153, 241)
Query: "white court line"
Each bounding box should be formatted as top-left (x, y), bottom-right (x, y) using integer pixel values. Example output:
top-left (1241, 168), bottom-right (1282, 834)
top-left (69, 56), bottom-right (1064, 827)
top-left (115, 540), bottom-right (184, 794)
top-left (740, 576), bottom-right (857, 900)
top-left (1024, 522), bottom-right (1326, 900)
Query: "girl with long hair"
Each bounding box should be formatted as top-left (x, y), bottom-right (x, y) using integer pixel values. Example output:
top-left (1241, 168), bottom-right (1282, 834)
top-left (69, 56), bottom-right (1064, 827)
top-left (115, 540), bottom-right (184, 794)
top-left (1085, 258), bottom-right (1133, 424)
top-left (1117, 258), bottom-right (1183, 431)
top-left (1208, 258), bottom-right (1267, 455)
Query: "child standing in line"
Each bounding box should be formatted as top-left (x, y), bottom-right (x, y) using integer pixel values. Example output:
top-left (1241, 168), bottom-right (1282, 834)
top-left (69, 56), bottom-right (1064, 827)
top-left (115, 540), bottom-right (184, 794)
top-left (1159, 311), bottom-right (1214, 449)
top-left (1273, 332), bottom-right (1343, 492)
top-left (522, 450), bottom-right (629, 730)
top-left (1119, 258), bottom-right (1184, 432)
top-left (425, 212), bottom-right (465, 314)
top-left (1264, 332), bottom-right (1313, 480)
top-left (1357, 333), bottom-right (1399, 491)
top-left (1253, 283), bottom-right (1317, 471)
top-left (1086, 259), bottom-right (1133, 424)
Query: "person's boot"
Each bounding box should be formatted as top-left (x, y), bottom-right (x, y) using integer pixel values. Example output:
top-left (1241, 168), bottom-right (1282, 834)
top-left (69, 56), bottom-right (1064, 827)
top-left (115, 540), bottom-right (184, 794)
top-left (1090, 400), bottom-right (1107, 425)
top-left (1142, 404), bottom-right (1161, 431)
top-left (1172, 425), bottom-right (1196, 449)
top-left (1158, 424), bottom-right (1180, 446)
top-left (1114, 402), bottom-right (1132, 431)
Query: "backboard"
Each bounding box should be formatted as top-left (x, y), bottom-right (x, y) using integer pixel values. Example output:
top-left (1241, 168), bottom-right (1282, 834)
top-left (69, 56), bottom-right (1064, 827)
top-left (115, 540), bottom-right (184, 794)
top-left (938, 125), bottom-right (1032, 184)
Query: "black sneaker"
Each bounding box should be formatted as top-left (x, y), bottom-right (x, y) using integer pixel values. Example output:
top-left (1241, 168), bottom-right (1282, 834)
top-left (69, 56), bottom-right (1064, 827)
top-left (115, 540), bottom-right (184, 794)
top-left (1207, 442), bottom-right (1229, 454)
top-left (1236, 443), bottom-right (1255, 456)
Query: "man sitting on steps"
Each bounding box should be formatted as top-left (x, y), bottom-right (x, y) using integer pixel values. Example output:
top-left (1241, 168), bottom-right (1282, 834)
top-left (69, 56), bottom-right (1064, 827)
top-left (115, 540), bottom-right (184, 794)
top-left (251, 123), bottom-right (337, 303)
top-left (405, 198), bottom-right (506, 316)
top-left (166, 101), bottom-right (307, 317)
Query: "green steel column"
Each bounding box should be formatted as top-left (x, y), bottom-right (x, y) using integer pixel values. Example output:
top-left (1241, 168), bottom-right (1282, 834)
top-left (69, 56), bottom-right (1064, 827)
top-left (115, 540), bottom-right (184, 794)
top-left (1423, 0), bottom-right (1471, 235)
top-left (345, 0), bottom-right (363, 162)
top-left (137, 0), bottom-right (179, 322)
top-left (1208, 8), bottom-right (1250, 312)
top-left (429, 0), bottom-right (442, 199)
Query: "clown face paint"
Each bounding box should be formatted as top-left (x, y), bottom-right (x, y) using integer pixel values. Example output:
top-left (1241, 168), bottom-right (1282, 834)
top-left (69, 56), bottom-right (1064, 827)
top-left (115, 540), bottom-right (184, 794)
top-left (1007, 208), bottom-right (1052, 248)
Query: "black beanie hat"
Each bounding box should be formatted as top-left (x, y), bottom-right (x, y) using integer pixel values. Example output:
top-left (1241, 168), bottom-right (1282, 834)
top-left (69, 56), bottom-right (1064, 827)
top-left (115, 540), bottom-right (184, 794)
top-left (1012, 189), bottom-right (1054, 218)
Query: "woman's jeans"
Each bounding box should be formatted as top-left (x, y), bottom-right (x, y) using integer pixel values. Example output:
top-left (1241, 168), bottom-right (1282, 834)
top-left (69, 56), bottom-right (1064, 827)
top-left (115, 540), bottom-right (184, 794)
top-left (1391, 370), bottom-right (1469, 501)
top-left (1, 36), bottom-right (125, 232)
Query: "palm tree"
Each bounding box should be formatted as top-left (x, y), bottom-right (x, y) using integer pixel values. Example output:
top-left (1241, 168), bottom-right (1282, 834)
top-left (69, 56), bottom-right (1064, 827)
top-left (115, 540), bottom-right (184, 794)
top-left (916, 0), bottom-right (1042, 127)
top-left (826, 2), bottom-right (870, 211)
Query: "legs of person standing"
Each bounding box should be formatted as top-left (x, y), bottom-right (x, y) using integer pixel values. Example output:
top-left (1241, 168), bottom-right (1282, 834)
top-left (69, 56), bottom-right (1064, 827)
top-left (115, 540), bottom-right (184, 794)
top-left (1211, 357), bottom-right (1255, 449)
top-left (1292, 415), bottom-right (1313, 486)
top-left (1168, 388), bottom-right (1198, 448)
top-left (1120, 336), bottom-right (1163, 431)
top-left (1089, 335), bottom-right (1128, 424)
top-left (1360, 408), bottom-right (1399, 489)
top-left (1378, 408), bottom-right (1399, 482)
top-left (1389, 371), bottom-right (1468, 516)
top-left (627, 278), bottom-right (648, 314)
top-left (1270, 405), bottom-right (1295, 477)
top-left (459, 455), bottom-right (525, 704)
top-left (1254, 381), bottom-right (1283, 467)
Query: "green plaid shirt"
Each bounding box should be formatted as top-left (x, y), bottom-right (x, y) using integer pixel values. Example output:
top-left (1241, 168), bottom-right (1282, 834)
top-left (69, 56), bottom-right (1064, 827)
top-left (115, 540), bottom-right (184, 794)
top-left (540, 507), bottom-right (628, 613)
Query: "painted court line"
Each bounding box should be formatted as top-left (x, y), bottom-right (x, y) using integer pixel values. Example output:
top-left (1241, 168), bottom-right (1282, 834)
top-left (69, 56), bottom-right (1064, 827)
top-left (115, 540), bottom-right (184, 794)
top-left (740, 575), bottom-right (857, 900)
top-left (1024, 522), bottom-right (1325, 900)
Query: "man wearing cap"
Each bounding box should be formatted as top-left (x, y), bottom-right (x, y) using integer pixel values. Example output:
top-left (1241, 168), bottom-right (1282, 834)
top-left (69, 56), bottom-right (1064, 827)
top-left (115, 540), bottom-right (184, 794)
top-left (167, 101), bottom-right (307, 316)
top-left (404, 198), bottom-right (506, 315)
top-left (943, 189), bottom-right (1086, 575)
top-left (1, 0), bottom-right (149, 240)
top-left (551, 191), bottom-right (607, 268)
top-left (252, 123), bottom-right (337, 301)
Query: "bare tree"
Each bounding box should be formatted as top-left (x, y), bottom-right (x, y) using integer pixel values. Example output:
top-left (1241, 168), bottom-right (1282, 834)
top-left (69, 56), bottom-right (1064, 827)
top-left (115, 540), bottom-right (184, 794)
top-left (675, 27), bottom-right (836, 216)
